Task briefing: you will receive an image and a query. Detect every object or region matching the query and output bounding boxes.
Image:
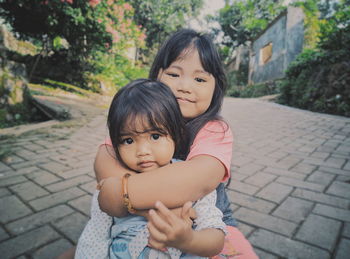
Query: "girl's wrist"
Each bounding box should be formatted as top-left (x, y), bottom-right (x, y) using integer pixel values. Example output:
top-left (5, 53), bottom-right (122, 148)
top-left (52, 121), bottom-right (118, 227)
top-left (122, 173), bottom-right (137, 214)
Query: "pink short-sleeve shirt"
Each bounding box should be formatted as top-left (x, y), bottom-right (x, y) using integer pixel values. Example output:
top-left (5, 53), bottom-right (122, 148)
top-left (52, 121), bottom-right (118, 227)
top-left (186, 121), bottom-right (232, 182)
top-left (103, 120), bottom-right (233, 182)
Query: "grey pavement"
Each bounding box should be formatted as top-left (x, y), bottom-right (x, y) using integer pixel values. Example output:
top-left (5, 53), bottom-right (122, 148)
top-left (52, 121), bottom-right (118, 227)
top-left (0, 97), bottom-right (349, 258)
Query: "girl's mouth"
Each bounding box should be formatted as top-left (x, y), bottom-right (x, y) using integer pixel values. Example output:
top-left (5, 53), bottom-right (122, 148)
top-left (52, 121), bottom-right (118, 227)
top-left (138, 161), bottom-right (156, 168)
top-left (177, 97), bottom-right (195, 103)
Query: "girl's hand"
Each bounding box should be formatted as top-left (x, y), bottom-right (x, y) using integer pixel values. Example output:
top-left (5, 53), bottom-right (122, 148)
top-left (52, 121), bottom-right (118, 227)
top-left (147, 201), bottom-right (194, 251)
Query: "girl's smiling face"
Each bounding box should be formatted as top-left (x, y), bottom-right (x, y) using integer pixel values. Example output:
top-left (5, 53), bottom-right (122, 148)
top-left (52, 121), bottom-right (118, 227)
top-left (158, 48), bottom-right (215, 120)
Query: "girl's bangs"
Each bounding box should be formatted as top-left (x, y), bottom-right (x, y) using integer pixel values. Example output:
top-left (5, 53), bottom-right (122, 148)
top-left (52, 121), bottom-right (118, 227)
top-left (121, 111), bottom-right (169, 136)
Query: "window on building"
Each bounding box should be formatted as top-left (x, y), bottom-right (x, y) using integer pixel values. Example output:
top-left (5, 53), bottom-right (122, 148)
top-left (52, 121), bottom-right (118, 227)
top-left (260, 42), bottom-right (273, 65)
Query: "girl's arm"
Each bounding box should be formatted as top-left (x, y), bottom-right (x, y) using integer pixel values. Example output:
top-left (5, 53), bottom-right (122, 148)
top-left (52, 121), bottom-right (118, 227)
top-left (94, 145), bottom-right (134, 182)
top-left (97, 151), bottom-right (225, 217)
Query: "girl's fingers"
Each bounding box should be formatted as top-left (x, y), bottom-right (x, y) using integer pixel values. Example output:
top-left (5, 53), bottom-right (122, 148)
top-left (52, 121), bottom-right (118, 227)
top-left (148, 237), bottom-right (166, 251)
top-left (148, 209), bottom-right (172, 234)
top-left (181, 201), bottom-right (193, 219)
top-left (147, 221), bottom-right (167, 243)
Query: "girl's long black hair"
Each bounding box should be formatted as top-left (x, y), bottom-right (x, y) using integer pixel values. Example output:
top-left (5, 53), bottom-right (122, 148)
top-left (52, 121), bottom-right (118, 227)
top-left (107, 79), bottom-right (186, 167)
top-left (149, 29), bottom-right (228, 158)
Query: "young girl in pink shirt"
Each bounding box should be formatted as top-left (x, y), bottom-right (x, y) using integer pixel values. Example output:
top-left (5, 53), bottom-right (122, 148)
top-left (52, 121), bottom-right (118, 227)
top-left (96, 29), bottom-right (258, 258)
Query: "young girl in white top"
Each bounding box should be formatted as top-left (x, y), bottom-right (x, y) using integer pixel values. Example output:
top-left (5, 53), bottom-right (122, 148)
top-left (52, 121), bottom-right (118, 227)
top-left (76, 79), bottom-right (226, 258)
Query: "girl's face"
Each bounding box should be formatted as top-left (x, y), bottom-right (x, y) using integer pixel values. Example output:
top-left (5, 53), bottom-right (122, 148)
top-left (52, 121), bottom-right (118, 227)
top-left (158, 48), bottom-right (215, 120)
top-left (118, 118), bottom-right (175, 173)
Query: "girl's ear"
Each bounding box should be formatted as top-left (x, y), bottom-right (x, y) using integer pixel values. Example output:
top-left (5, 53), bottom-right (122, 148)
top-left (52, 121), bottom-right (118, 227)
top-left (157, 69), bottom-right (164, 80)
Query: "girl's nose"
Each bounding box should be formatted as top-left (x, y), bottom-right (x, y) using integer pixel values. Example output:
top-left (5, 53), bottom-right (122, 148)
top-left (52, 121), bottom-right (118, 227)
top-left (177, 77), bottom-right (192, 93)
top-left (136, 143), bottom-right (151, 156)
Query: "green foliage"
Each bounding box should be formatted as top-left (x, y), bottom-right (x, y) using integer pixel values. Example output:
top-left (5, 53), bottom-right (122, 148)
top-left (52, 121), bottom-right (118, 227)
top-left (278, 0), bottom-right (350, 117)
top-left (0, 0), bottom-right (146, 88)
top-left (293, 0), bottom-right (323, 49)
top-left (126, 0), bottom-right (204, 62)
top-left (214, 0), bottom-right (285, 49)
top-left (227, 81), bottom-right (279, 98)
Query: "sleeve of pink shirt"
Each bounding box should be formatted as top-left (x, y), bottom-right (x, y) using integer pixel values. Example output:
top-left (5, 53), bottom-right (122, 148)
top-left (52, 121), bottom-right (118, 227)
top-left (186, 120), bottom-right (233, 182)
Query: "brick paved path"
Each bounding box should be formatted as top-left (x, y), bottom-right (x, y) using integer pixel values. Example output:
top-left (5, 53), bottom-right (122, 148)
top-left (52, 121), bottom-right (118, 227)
top-left (0, 97), bottom-right (349, 258)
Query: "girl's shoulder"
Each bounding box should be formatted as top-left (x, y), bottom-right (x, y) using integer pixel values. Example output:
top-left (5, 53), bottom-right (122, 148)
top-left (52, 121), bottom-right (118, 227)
top-left (199, 120), bottom-right (231, 135)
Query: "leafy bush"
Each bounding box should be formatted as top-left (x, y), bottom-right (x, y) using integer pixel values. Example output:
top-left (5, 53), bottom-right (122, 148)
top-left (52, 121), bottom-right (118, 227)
top-left (277, 0), bottom-right (350, 117)
top-left (227, 81), bottom-right (280, 98)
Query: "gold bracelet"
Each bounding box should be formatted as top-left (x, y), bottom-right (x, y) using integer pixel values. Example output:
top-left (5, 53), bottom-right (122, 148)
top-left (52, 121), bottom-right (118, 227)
top-left (122, 173), bottom-right (136, 214)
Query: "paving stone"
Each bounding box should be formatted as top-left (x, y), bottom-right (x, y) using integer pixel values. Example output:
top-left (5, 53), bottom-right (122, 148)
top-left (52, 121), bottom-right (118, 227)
top-left (0, 225), bottom-right (60, 259)
top-left (263, 166), bottom-right (306, 179)
top-left (296, 214), bottom-right (341, 251)
top-left (0, 175), bottom-right (27, 187)
top-left (58, 166), bottom-right (93, 179)
top-left (231, 172), bottom-right (248, 181)
top-left (254, 248), bottom-right (279, 259)
top-left (45, 175), bottom-right (93, 192)
top-left (0, 161), bottom-right (12, 172)
top-left (52, 212), bottom-right (88, 243)
top-left (29, 187), bottom-right (85, 211)
top-left (236, 163), bottom-right (265, 176)
top-left (236, 222), bottom-right (255, 237)
top-left (244, 172), bottom-right (277, 187)
top-left (0, 195), bottom-right (31, 223)
top-left (318, 166), bottom-right (349, 176)
top-left (326, 181), bottom-right (350, 199)
top-left (277, 176), bottom-right (325, 192)
top-left (276, 156), bottom-right (302, 170)
top-left (267, 150), bottom-right (289, 160)
top-left (68, 194), bottom-right (92, 216)
top-left (335, 238), bottom-right (350, 259)
top-left (24, 143), bottom-right (46, 152)
top-left (309, 151), bottom-right (331, 160)
top-left (9, 181), bottom-right (49, 201)
top-left (1, 154), bottom-right (25, 164)
top-left (228, 190), bottom-right (275, 213)
top-left (79, 180), bottom-right (96, 194)
top-left (256, 182), bottom-right (293, 203)
top-left (15, 148), bottom-right (38, 160)
top-left (313, 204), bottom-right (350, 222)
top-left (343, 223), bottom-right (350, 238)
top-left (0, 227), bottom-right (9, 242)
top-left (272, 197), bottom-right (314, 223)
top-left (249, 229), bottom-right (330, 259)
top-left (307, 170), bottom-right (336, 186)
top-left (0, 187), bottom-right (10, 198)
top-left (234, 207), bottom-right (297, 236)
top-left (38, 161), bottom-right (72, 175)
top-left (32, 238), bottom-right (72, 259)
top-left (6, 204), bottom-right (73, 235)
top-left (27, 170), bottom-right (61, 185)
top-left (9, 158), bottom-right (48, 170)
top-left (291, 163), bottom-right (317, 175)
top-left (292, 188), bottom-right (349, 209)
top-left (324, 157), bottom-right (346, 169)
top-left (232, 155), bottom-right (255, 168)
top-left (343, 161), bottom-right (350, 171)
top-left (227, 181), bottom-right (259, 195)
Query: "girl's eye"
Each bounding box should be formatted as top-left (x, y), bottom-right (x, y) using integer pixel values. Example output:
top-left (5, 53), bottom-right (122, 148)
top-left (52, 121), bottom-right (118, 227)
top-left (151, 134), bottom-right (161, 140)
top-left (166, 72), bottom-right (179, 78)
top-left (122, 138), bottom-right (133, 145)
top-left (195, 77), bottom-right (206, 83)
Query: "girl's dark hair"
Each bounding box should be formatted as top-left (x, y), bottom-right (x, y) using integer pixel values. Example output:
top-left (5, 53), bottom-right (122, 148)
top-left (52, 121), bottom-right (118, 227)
top-left (149, 29), bottom-right (228, 157)
top-left (107, 79), bottom-right (186, 167)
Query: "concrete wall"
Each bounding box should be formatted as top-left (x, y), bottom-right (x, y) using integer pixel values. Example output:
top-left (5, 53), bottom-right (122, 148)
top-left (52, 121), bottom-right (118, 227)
top-left (249, 6), bottom-right (304, 84)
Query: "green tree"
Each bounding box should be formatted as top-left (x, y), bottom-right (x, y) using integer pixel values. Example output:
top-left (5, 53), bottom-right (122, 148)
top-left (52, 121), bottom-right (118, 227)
top-left (0, 0), bottom-right (145, 87)
top-left (126, 0), bottom-right (204, 61)
top-left (214, 0), bottom-right (285, 49)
